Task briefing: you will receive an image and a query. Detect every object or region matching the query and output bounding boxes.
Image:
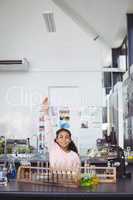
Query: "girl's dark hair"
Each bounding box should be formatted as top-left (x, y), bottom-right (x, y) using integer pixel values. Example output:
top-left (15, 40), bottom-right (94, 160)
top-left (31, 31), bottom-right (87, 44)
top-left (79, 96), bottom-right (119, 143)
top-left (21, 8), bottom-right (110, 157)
top-left (55, 128), bottom-right (78, 154)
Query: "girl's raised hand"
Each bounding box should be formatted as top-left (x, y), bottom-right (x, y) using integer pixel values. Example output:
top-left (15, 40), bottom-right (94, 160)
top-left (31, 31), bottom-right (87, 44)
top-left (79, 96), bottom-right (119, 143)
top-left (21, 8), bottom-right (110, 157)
top-left (42, 97), bottom-right (49, 114)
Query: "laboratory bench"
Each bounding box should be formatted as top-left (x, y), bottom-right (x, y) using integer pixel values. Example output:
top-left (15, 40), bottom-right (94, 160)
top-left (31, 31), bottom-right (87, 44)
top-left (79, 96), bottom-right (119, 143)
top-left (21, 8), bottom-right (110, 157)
top-left (0, 165), bottom-right (133, 200)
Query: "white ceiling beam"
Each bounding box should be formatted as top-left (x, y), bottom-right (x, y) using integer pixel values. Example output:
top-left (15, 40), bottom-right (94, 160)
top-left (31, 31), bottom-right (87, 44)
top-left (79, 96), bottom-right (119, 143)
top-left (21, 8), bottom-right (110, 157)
top-left (52, 0), bottom-right (111, 48)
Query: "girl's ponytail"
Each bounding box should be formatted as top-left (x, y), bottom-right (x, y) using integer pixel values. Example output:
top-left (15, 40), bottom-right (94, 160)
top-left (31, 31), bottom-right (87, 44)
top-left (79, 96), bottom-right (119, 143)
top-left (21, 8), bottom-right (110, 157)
top-left (68, 140), bottom-right (78, 154)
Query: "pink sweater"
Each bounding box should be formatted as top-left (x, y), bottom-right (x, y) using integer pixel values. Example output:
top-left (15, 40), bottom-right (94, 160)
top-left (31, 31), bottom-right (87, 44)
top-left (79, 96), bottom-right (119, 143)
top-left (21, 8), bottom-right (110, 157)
top-left (44, 115), bottom-right (81, 171)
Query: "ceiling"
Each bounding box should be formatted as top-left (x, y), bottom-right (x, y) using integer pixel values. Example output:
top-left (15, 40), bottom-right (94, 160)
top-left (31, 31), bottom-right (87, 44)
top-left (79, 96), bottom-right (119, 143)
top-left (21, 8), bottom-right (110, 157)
top-left (52, 0), bottom-right (133, 48)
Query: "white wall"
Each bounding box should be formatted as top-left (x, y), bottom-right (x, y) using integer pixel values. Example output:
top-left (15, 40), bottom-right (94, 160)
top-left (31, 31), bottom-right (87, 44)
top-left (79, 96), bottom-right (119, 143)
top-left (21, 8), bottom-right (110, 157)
top-left (0, 71), bottom-right (102, 154)
top-left (0, 0), bottom-right (111, 154)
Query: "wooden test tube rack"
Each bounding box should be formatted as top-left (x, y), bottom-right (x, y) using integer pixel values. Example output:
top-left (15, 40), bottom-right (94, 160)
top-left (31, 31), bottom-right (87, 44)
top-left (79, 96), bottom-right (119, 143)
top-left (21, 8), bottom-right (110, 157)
top-left (17, 165), bottom-right (116, 188)
top-left (81, 165), bottom-right (116, 183)
top-left (17, 166), bottom-right (80, 188)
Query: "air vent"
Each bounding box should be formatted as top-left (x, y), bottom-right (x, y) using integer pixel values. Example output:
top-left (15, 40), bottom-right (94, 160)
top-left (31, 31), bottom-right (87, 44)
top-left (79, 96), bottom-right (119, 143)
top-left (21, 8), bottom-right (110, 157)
top-left (0, 60), bottom-right (23, 64)
top-left (42, 12), bottom-right (56, 32)
top-left (0, 58), bottom-right (29, 72)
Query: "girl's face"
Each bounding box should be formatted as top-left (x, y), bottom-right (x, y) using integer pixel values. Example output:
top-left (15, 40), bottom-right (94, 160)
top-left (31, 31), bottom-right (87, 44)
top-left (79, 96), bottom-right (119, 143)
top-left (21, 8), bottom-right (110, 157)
top-left (56, 131), bottom-right (71, 151)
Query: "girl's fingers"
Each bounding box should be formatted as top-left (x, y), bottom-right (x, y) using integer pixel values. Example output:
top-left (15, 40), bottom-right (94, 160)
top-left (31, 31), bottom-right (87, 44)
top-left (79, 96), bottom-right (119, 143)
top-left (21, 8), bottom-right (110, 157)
top-left (43, 97), bottom-right (48, 104)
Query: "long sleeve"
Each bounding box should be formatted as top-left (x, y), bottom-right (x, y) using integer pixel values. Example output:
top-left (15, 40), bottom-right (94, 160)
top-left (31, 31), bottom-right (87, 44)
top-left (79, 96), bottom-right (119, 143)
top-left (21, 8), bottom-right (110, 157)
top-left (44, 114), bottom-right (55, 151)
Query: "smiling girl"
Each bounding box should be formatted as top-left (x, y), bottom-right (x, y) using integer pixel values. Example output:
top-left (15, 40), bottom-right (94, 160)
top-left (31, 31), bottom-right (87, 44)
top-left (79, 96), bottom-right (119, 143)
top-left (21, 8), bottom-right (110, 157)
top-left (42, 97), bottom-right (80, 171)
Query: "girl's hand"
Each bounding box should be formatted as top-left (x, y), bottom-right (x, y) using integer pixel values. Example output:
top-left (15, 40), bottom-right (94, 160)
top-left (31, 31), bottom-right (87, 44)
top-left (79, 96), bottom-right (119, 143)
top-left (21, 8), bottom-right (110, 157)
top-left (42, 97), bottom-right (49, 114)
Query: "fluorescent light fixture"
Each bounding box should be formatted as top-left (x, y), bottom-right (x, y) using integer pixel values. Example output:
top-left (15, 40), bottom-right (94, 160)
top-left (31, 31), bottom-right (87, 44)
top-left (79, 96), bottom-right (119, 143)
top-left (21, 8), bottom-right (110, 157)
top-left (102, 67), bottom-right (125, 72)
top-left (42, 12), bottom-right (56, 32)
